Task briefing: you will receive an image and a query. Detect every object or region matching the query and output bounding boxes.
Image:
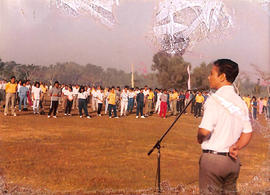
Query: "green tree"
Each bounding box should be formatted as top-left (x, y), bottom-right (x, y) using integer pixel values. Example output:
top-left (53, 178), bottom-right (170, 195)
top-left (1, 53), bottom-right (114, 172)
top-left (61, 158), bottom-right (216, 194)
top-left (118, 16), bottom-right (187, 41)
top-left (191, 62), bottom-right (212, 89)
top-left (152, 52), bottom-right (191, 89)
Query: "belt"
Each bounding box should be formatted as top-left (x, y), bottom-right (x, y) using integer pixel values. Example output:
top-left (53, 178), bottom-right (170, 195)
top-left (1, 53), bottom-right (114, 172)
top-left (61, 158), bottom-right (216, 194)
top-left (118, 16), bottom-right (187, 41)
top-left (202, 149), bottom-right (229, 156)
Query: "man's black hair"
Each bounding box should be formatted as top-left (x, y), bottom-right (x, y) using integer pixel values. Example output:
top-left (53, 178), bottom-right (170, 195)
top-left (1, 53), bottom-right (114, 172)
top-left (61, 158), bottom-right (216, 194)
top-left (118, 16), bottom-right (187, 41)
top-left (35, 81), bottom-right (40, 86)
top-left (79, 86), bottom-right (85, 92)
top-left (10, 76), bottom-right (16, 79)
top-left (213, 59), bottom-right (239, 83)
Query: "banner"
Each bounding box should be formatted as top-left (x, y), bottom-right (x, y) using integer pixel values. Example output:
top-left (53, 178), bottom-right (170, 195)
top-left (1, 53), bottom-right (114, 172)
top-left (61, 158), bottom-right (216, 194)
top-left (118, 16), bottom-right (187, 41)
top-left (187, 65), bottom-right (191, 90)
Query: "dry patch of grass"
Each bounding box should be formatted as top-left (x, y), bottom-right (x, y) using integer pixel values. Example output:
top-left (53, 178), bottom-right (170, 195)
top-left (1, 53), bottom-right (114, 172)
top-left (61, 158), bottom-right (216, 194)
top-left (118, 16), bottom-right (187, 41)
top-left (0, 107), bottom-right (268, 193)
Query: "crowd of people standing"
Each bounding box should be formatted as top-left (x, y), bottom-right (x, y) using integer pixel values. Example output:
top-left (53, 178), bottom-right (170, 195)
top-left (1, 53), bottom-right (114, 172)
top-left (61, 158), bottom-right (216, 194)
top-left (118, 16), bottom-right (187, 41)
top-left (242, 95), bottom-right (270, 120)
top-left (0, 76), bottom-right (210, 119)
top-left (0, 76), bottom-right (269, 120)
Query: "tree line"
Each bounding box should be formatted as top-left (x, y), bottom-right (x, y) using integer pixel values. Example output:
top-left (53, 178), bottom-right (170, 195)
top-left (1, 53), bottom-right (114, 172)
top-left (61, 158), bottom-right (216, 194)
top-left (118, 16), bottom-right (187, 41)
top-left (0, 59), bottom-right (158, 88)
top-left (0, 53), bottom-right (266, 96)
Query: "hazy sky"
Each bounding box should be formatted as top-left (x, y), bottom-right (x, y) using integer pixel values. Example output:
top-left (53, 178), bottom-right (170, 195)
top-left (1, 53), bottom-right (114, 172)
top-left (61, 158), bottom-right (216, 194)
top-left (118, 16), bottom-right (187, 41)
top-left (0, 0), bottom-right (269, 78)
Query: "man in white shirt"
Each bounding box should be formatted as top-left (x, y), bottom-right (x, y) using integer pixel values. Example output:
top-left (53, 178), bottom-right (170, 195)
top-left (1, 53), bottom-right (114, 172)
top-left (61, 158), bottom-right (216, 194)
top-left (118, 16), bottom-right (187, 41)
top-left (64, 86), bottom-right (74, 116)
top-left (32, 82), bottom-right (42, 114)
top-left (72, 85), bottom-right (80, 109)
top-left (61, 85), bottom-right (69, 110)
top-left (91, 87), bottom-right (97, 112)
top-left (155, 89), bottom-right (162, 114)
top-left (120, 86), bottom-right (129, 116)
top-left (127, 88), bottom-right (136, 113)
top-left (143, 85), bottom-right (149, 116)
top-left (0, 80), bottom-right (6, 104)
top-left (197, 59), bottom-right (252, 194)
top-left (96, 88), bottom-right (104, 116)
top-left (17, 80), bottom-right (22, 105)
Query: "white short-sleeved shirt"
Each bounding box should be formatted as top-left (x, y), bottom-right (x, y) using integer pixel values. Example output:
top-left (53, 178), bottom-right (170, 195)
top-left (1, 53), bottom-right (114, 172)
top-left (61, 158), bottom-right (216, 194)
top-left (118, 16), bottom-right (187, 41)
top-left (78, 91), bottom-right (88, 99)
top-left (73, 87), bottom-right (79, 95)
top-left (97, 92), bottom-right (104, 104)
top-left (121, 91), bottom-right (129, 102)
top-left (157, 92), bottom-right (162, 101)
top-left (66, 90), bottom-right (74, 100)
top-left (26, 85), bottom-right (31, 90)
top-left (143, 89), bottom-right (149, 96)
top-left (91, 90), bottom-right (97, 98)
top-left (17, 84), bottom-right (21, 92)
top-left (199, 85), bottom-right (252, 152)
top-left (62, 88), bottom-right (69, 96)
top-left (128, 91), bottom-right (136, 98)
top-left (32, 87), bottom-right (42, 99)
top-left (0, 82), bottom-right (5, 90)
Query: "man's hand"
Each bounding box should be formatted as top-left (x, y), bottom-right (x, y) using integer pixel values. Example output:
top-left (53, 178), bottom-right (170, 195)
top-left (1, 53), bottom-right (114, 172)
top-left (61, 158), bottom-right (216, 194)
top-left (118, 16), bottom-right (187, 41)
top-left (229, 132), bottom-right (252, 160)
top-left (229, 144), bottom-right (239, 160)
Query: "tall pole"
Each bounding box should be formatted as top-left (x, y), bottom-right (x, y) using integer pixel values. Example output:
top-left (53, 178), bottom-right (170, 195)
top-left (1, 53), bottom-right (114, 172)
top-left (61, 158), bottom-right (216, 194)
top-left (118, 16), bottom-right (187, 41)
top-left (131, 64), bottom-right (134, 88)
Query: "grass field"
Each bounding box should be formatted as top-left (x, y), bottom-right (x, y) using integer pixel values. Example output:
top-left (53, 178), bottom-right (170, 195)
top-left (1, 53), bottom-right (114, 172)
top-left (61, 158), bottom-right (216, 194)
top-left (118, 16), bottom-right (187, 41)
top-left (0, 102), bottom-right (269, 194)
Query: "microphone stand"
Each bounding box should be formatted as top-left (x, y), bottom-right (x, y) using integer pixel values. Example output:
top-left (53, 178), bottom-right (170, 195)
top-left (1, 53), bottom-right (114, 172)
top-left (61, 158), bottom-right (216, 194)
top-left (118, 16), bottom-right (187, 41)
top-left (147, 94), bottom-right (196, 193)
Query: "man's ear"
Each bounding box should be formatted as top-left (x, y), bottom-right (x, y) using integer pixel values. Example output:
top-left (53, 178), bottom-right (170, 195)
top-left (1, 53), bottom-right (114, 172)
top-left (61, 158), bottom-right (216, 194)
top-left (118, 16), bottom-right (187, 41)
top-left (219, 73), bottom-right (227, 82)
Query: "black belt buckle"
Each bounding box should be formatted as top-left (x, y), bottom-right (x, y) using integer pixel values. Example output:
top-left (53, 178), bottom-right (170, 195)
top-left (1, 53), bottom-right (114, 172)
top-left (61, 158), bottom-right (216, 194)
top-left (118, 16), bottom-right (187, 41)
top-left (203, 149), bottom-right (229, 156)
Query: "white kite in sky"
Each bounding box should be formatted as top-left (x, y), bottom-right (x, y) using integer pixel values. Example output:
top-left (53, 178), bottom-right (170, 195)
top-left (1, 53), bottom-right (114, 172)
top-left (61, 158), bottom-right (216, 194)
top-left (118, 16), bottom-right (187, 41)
top-left (50, 0), bottom-right (120, 28)
top-left (152, 0), bottom-right (233, 55)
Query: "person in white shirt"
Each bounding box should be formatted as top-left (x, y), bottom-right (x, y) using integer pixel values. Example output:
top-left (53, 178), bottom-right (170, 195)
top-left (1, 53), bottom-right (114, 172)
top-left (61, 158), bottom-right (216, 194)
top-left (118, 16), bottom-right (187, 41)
top-left (120, 86), bottom-right (129, 117)
top-left (0, 81), bottom-right (6, 104)
top-left (32, 82), bottom-right (42, 114)
top-left (26, 80), bottom-right (33, 107)
top-left (96, 88), bottom-right (104, 116)
top-left (104, 87), bottom-right (109, 114)
top-left (91, 87), bottom-right (98, 112)
top-left (197, 59), bottom-right (252, 194)
top-left (72, 84), bottom-right (80, 109)
top-left (96, 86), bottom-right (101, 111)
top-left (143, 85), bottom-right (149, 115)
top-left (155, 89), bottom-right (162, 114)
top-left (61, 85), bottom-right (69, 110)
top-left (64, 86), bottom-right (74, 116)
top-left (78, 86), bottom-right (91, 119)
top-left (127, 88), bottom-right (136, 113)
top-left (134, 87), bottom-right (140, 108)
top-left (16, 80), bottom-right (22, 105)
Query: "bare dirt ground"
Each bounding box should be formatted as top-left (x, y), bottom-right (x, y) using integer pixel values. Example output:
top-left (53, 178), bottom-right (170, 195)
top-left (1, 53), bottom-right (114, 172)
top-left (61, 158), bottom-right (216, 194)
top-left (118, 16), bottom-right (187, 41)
top-left (0, 101), bottom-right (269, 194)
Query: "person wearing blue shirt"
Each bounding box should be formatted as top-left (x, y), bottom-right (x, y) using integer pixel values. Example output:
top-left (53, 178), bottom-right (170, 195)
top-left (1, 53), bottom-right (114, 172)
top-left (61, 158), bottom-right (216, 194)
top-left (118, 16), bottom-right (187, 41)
top-left (179, 91), bottom-right (186, 113)
top-left (18, 81), bottom-right (29, 111)
top-left (267, 97), bottom-right (270, 120)
top-left (251, 96), bottom-right (258, 120)
top-left (136, 88), bottom-right (145, 118)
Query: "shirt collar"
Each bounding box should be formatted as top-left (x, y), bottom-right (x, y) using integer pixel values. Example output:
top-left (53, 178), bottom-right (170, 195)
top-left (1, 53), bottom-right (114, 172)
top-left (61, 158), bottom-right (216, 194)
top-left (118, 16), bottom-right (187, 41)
top-left (215, 85), bottom-right (234, 95)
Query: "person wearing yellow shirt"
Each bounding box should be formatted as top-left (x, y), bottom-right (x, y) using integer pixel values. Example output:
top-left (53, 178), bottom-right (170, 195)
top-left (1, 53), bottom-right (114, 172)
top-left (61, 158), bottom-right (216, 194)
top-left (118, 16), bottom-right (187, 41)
top-left (243, 95), bottom-right (251, 110)
top-left (194, 91), bottom-right (204, 118)
top-left (170, 89), bottom-right (179, 116)
top-left (4, 76), bottom-right (17, 116)
top-left (146, 88), bottom-right (154, 116)
top-left (40, 82), bottom-right (47, 114)
top-left (107, 87), bottom-right (118, 118)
